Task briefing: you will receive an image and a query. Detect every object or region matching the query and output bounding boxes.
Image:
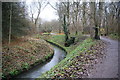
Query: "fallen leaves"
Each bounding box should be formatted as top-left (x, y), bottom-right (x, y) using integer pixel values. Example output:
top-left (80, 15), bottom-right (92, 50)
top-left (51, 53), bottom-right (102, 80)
top-left (2, 39), bottom-right (54, 77)
top-left (41, 40), bottom-right (106, 78)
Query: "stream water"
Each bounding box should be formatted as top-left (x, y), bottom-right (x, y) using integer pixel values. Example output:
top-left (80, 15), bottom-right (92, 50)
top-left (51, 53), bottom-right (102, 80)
top-left (15, 45), bottom-right (66, 78)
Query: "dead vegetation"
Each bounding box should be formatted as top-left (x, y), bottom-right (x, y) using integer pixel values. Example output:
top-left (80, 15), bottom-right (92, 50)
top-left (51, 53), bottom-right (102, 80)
top-left (2, 38), bottom-right (53, 78)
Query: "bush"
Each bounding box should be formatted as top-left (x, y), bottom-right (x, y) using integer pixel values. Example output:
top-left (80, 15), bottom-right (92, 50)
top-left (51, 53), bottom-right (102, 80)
top-left (64, 37), bottom-right (76, 47)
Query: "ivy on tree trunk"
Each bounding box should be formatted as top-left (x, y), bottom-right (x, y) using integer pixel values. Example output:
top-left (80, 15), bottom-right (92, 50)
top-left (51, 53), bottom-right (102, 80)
top-left (94, 27), bottom-right (100, 40)
top-left (63, 15), bottom-right (69, 42)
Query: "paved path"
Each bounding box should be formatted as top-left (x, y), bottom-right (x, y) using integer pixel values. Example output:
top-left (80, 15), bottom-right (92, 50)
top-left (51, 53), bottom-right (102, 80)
top-left (88, 37), bottom-right (119, 78)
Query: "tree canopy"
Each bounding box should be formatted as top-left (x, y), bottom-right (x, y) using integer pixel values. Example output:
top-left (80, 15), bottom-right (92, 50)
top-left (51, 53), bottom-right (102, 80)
top-left (2, 2), bottom-right (32, 41)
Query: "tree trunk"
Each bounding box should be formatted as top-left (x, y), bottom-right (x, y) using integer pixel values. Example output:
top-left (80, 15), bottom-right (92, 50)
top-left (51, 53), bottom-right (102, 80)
top-left (93, 2), bottom-right (100, 40)
top-left (35, 10), bottom-right (40, 27)
top-left (63, 15), bottom-right (69, 42)
top-left (94, 27), bottom-right (100, 40)
top-left (32, 14), bottom-right (33, 22)
top-left (82, 2), bottom-right (86, 34)
top-left (59, 26), bottom-right (61, 33)
top-left (9, 4), bottom-right (12, 47)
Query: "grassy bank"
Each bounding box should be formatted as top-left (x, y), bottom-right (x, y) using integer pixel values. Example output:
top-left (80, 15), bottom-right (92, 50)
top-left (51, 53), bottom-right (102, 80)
top-left (38, 34), bottom-right (96, 78)
top-left (2, 38), bottom-right (54, 78)
top-left (48, 34), bottom-right (87, 53)
top-left (108, 33), bottom-right (120, 40)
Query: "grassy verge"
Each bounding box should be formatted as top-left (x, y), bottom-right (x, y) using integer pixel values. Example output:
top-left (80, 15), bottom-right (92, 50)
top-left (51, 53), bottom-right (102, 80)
top-left (38, 34), bottom-right (96, 78)
top-left (48, 34), bottom-right (87, 53)
top-left (2, 39), bottom-right (54, 78)
top-left (108, 33), bottom-right (120, 40)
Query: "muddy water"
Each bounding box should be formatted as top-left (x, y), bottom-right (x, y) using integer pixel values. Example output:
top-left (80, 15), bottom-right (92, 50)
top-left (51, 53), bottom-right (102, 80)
top-left (16, 45), bottom-right (66, 78)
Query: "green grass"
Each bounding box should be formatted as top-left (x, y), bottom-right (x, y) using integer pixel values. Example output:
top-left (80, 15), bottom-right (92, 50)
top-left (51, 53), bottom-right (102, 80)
top-left (22, 62), bottom-right (30, 70)
top-left (49, 35), bottom-right (65, 44)
top-left (109, 33), bottom-right (120, 40)
top-left (38, 36), bottom-right (95, 78)
top-left (9, 69), bottom-right (19, 76)
top-left (48, 33), bottom-right (84, 53)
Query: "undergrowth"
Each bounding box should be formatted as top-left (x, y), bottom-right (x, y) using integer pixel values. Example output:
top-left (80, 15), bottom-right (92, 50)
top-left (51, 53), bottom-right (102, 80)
top-left (39, 37), bottom-right (95, 78)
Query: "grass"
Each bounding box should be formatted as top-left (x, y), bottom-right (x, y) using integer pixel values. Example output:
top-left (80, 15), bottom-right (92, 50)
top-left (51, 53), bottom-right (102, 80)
top-left (21, 62), bottom-right (30, 70)
top-left (109, 33), bottom-right (120, 40)
top-left (34, 34), bottom-right (51, 40)
top-left (38, 34), bottom-right (95, 78)
top-left (9, 69), bottom-right (19, 76)
top-left (48, 33), bottom-right (86, 54)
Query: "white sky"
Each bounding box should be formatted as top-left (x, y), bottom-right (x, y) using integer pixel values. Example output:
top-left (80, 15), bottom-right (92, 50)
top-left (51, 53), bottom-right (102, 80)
top-left (25, 0), bottom-right (118, 22)
top-left (26, 0), bottom-right (59, 22)
top-left (40, 3), bottom-right (58, 21)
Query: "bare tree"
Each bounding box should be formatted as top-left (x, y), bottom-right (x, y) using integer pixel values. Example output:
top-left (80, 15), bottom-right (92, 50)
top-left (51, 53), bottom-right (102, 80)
top-left (34, 1), bottom-right (42, 28)
top-left (82, 2), bottom-right (87, 34)
top-left (90, 2), bottom-right (100, 39)
top-left (71, 1), bottom-right (80, 35)
top-left (8, 3), bottom-right (12, 50)
top-left (29, 0), bottom-right (49, 33)
top-left (57, 1), bottom-right (70, 41)
top-left (29, 5), bottom-right (34, 22)
top-left (56, 1), bottom-right (119, 40)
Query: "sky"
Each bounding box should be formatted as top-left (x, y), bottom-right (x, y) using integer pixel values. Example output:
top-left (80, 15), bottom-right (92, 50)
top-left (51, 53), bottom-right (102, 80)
top-left (26, 0), bottom-right (59, 22)
top-left (25, 0), bottom-right (118, 22)
top-left (40, 3), bottom-right (59, 21)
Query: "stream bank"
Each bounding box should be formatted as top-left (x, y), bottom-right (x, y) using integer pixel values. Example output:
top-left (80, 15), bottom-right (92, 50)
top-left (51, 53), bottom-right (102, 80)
top-left (39, 37), bottom-right (106, 78)
top-left (15, 42), bottom-right (67, 78)
top-left (2, 39), bottom-right (54, 79)
top-left (39, 36), bottom-right (91, 78)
